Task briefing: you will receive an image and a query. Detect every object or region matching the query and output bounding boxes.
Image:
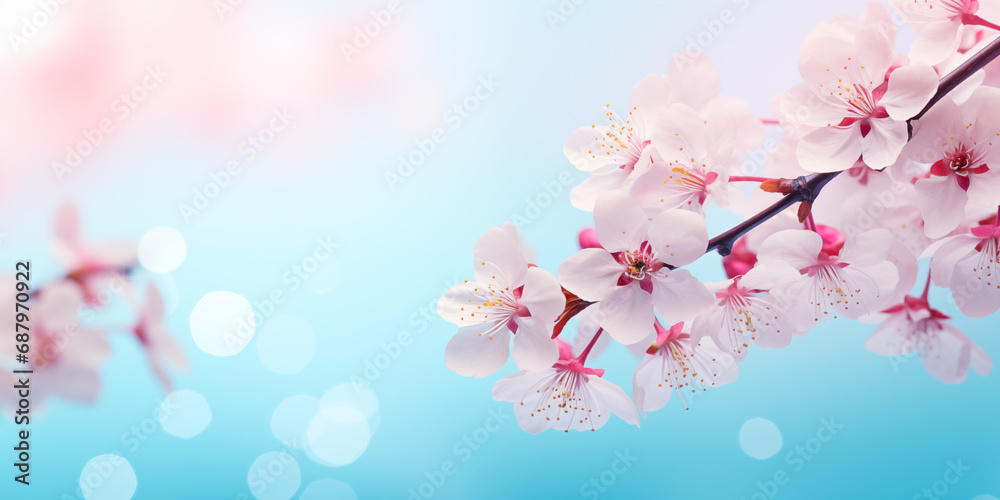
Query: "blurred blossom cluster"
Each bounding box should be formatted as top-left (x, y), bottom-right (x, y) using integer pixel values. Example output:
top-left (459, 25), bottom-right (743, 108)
top-left (0, 0), bottom-right (437, 187)
top-left (1, 205), bottom-right (184, 409)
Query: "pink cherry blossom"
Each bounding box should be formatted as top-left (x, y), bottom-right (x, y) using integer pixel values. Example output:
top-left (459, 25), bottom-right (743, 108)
top-left (809, 171), bottom-right (925, 310)
top-left (131, 283), bottom-right (188, 390)
top-left (1, 280), bottom-right (109, 406)
top-left (438, 2), bottom-right (1000, 431)
top-left (891, 0), bottom-right (1000, 64)
top-left (821, 1), bottom-right (900, 42)
top-left (53, 204), bottom-right (137, 304)
top-left (492, 339), bottom-right (638, 433)
top-left (867, 293), bottom-right (992, 383)
top-left (567, 306), bottom-right (652, 362)
top-left (663, 53), bottom-right (765, 155)
top-left (558, 191), bottom-right (714, 345)
top-left (906, 87), bottom-right (1000, 237)
top-left (632, 321), bottom-right (738, 413)
top-left (631, 103), bottom-right (737, 215)
top-left (564, 76), bottom-right (669, 211)
top-left (785, 25), bottom-right (938, 172)
top-left (439, 223), bottom-right (564, 377)
top-left (758, 227), bottom-right (899, 327)
top-left (924, 210), bottom-right (1000, 317)
top-left (564, 53), bottom-right (764, 212)
top-left (690, 263), bottom-right (802, 361)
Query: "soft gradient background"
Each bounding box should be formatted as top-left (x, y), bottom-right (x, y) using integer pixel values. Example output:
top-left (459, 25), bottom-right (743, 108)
top-left (0, 0), bottom-right (997, 499)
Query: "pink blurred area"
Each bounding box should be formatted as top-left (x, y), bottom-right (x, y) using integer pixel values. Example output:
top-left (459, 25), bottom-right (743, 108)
top-left (0, 0), bottom-right (443, 193)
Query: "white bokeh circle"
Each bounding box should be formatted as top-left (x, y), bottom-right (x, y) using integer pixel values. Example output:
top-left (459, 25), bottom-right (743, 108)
top-left (270, 395), bottom-right (321, 448)
top-left (158, 389), bottom-right (212, 438)
top-left (306, 402), bottom-right (371, 467)
top-left (137, 226), bottom-right (187, 273)
top-left (320, 383), bottom-right (380, 433)
top-left (300, 479), bottom-right (357, 500)
top-left (739, 417), bottom-right (783, 460)
top-left (80, 454), bottom-right (137, 500)
top-left (190, 291), bottom-right (256, 356)
top-left (248, 452), bottom-right (301, 500)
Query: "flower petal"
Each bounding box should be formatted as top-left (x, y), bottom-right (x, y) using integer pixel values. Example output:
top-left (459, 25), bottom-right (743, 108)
top-left (445, 325), bottom-right (511, 378)
top-left (757, 229), bottom-right (823, 270)
top-left (558, 249), bottom-right (622, 301)
top-left (861, 117), bottom-right (909, 169)
top-left (650, 269), bottom-right (714, 323)
top-left (473, 223), bottom-right (528, 289)
top-left (570, 171), bottom-right (631, 212)
top-left (839, 228), bottom-right (893, 267)
top-left (648, 209), bottom-right (708, 267)
top-left (588, 375), bottom-right (640, 426)
top-left (599, 284), bottom-right (655, 345)
top-left (594, 191), bottom-right (649, 253)
top-left (914, 176), bottom-right (969, 239)
top-left (511, 317), bottom-right (559, 372)
top-left (922, 324), bottom-right (972, 384)
top-left (519, 266), bottom-right (566, 323)
top-left (798, 125), bottom-right (863, 173)
top-left (880, 63), bottom-right (939, 120)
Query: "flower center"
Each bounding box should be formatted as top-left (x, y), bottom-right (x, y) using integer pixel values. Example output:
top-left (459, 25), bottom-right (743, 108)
top-left (949, 151), bottom-right (971, 176)
top-left (614, 244), bottom-right (663, 292)
top-left (670, 166), bottom-right (719, 192)
top-left (592, 105), bottom-right (649, 173)
top-left (624, 250), bottom-right (648, 280)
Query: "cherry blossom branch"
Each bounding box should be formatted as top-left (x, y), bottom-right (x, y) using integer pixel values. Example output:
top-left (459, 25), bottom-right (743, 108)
top-left (706, 36), bottom-right (1000, 257)
top-left (914, 34), bottom-right (1000, 121)
top-left (29, 264), bottom-right (136, 298)
top-left (707, 172), bottom-right (839, 255)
